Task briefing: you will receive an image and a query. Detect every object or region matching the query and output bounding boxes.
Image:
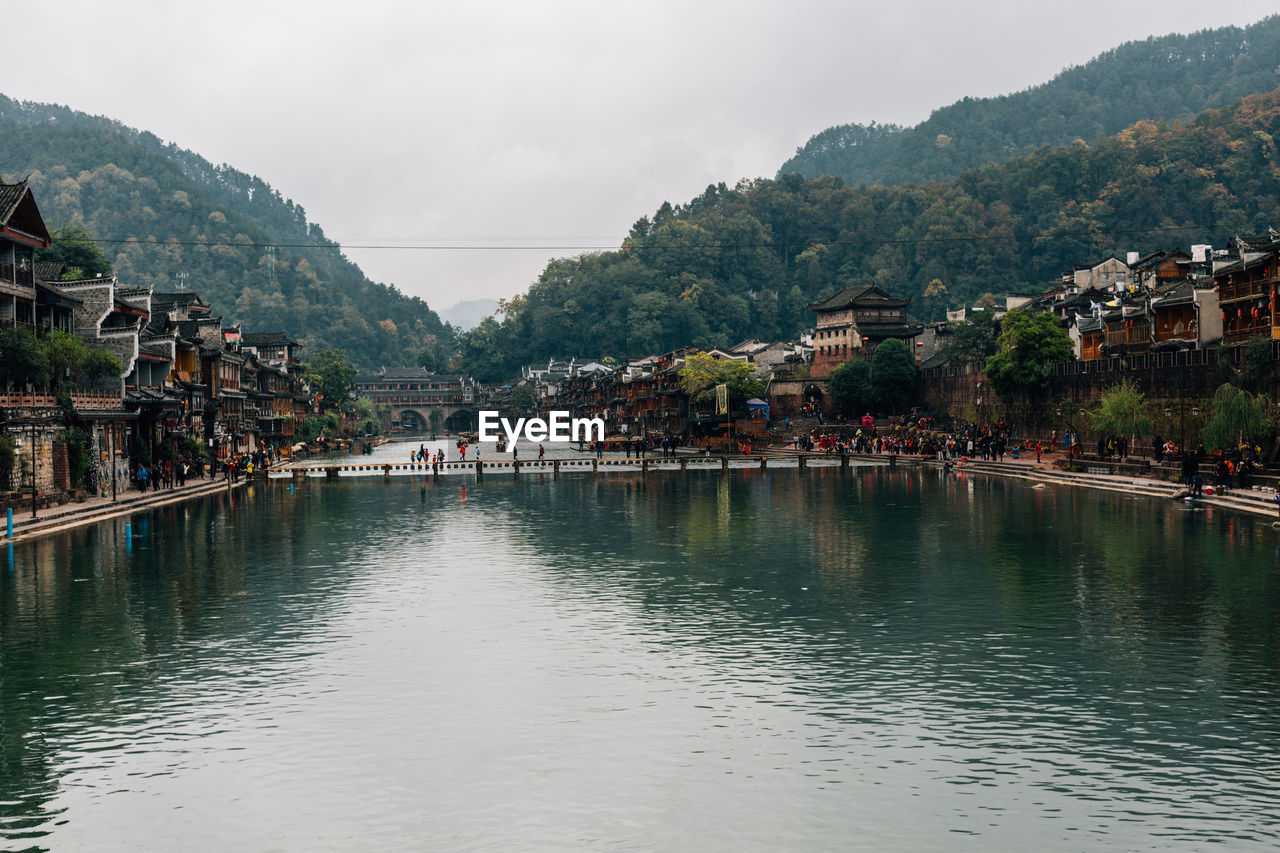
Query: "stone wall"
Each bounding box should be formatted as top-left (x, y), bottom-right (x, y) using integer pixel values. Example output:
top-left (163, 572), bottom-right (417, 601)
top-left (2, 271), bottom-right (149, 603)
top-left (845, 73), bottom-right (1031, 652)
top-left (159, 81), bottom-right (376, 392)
top-left (922, 348), bottom-right (1231, 438)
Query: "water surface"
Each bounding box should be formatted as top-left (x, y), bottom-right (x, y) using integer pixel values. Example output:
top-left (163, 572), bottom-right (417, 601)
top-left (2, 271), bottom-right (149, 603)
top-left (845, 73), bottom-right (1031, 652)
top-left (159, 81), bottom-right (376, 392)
top-left (2, 466), bottom-right (1279, 851)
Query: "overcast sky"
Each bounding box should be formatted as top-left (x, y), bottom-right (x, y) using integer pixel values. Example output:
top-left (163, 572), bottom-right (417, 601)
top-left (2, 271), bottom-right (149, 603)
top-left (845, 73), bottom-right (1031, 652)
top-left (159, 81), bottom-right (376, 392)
top-left (6, 1), bottom-right (1279, 314)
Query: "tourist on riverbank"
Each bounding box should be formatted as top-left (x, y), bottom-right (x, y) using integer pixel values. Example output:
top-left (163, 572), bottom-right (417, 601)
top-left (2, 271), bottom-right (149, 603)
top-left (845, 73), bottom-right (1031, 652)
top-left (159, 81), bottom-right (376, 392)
top-left (1215, 458), bottom-right (1231, 494)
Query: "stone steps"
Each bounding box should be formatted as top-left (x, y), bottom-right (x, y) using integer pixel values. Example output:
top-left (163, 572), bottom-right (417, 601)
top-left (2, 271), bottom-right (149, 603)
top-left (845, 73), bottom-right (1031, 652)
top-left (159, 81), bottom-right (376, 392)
top-left (953, 459), bottom-right (1279, 519)
top-left (8, 479), bottom-right (240, 541)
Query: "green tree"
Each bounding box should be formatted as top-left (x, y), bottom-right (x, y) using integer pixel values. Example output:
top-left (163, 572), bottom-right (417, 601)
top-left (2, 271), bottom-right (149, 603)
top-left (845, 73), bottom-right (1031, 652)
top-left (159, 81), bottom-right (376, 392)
top-left (508, 384), bottom-right (540, 415)
top-left (1202, 383), bottom-right (1275, 452)
top-left (82, 347), bottom-right (123, 388)
top-left (60, 427), bottom-right (93, 492)
top-left (0, 327), bottom-right (50, 388)
top-left (679, 352), bottom-right (765, 405)
top-left (304, 348), bottom-right (357, 409)
top-left (870, 339), bottom-right (918, 413)
top-left (349, 397), bottom-right (380, 434)
top-left (941, 311), bottom-right (999, 366)
top-left (984, 310), bottom-right (1072, 397)
top-left (37, 223), bottom-right (112, 278)
top-left (828, 358), bottom-right (873, 416)
top-left (42, 330), bottom-right (86, 390)
top-left (1090, 379), bottom-right (1152, 451)
top-left (0, 433), bottom-right (15, 491)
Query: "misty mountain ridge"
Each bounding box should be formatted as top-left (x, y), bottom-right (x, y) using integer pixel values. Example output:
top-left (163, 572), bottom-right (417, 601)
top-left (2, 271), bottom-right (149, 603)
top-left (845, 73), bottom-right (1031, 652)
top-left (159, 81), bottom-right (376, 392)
top-left (0, 95), bottom-right (449, 371)
top-left (781, 15), bottom-right (1280, 186)
top-left (439, 298), bottom-right (501, 331)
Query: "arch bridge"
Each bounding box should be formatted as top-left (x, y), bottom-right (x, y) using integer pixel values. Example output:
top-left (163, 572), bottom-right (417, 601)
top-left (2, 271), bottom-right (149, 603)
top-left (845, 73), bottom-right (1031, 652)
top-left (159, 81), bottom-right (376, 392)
top-left (382, 404), bottom-right (478, 434)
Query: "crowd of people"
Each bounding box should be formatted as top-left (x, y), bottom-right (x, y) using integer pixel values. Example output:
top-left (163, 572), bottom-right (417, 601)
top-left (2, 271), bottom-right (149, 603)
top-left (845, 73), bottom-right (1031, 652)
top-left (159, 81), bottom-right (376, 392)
top-left (131, 445), bottom-right (277, 492)
top-left (808, 419), bottom-right (1022, 463)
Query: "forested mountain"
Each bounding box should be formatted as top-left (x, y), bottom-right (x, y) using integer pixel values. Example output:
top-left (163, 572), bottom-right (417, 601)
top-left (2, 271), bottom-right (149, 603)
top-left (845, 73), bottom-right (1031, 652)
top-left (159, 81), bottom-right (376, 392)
top-left (0, 96), bottom-right (448, 370)
top-left (780, 16), bottom-right (1280, 186)
top-left (461, 87), bottom-right (1280, 381)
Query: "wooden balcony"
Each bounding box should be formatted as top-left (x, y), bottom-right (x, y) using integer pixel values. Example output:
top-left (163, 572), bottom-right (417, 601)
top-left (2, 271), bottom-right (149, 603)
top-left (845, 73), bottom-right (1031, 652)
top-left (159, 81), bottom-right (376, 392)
top-left (0, 263), bottom-right (35, 286)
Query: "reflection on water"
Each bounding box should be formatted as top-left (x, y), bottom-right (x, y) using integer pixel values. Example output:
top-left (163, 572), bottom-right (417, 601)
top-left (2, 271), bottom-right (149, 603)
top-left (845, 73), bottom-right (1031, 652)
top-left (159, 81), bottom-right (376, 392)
top-left (2, 467), bottom-right (1280, 851)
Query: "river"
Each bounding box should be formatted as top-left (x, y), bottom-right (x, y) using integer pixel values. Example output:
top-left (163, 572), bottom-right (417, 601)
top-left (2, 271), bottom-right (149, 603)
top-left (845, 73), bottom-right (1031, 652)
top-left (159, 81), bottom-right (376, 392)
top-left (2, 464), bottom-right (1279, 850)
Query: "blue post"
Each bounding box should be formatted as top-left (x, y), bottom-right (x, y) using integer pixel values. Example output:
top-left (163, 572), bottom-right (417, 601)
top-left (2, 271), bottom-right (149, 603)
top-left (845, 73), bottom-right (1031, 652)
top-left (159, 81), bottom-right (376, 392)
top-left (6, 508), bottom-right (11, 539)
top-left (126, 522), bottom-right (132, 553)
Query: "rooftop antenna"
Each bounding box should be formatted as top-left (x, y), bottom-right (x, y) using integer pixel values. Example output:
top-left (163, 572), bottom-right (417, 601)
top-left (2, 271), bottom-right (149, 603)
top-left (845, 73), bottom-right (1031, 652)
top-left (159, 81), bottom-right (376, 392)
top-left (174, 271), bottom-right (189, 291)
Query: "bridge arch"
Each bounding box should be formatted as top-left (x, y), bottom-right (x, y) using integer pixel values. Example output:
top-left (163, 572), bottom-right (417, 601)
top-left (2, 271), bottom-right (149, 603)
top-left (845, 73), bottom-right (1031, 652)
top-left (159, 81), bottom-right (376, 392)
top-left (444, 409), bottom-right (477, 433)
top-left (398, 409), bottom-right (429, 432)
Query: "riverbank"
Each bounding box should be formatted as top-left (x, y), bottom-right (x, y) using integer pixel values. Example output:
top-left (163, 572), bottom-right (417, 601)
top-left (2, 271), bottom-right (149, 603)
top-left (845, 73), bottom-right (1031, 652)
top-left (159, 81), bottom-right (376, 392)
top-left (7, 447), bottom-right (1278, 546)
top-left (4, 476), bottom-right (247, 544)
top-left (917, 450), bottom-right (1280, 521)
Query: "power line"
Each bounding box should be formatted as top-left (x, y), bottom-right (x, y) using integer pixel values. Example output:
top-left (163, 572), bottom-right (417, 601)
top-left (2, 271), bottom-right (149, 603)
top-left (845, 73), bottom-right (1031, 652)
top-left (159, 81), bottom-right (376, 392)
top-left (79, 223), bottom-right (1213, 253)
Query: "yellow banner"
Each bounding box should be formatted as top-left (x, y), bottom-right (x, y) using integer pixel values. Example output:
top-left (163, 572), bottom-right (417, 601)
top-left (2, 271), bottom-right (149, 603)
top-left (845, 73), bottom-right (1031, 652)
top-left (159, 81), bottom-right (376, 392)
top-left (715, 383), bottom-right (728, 416)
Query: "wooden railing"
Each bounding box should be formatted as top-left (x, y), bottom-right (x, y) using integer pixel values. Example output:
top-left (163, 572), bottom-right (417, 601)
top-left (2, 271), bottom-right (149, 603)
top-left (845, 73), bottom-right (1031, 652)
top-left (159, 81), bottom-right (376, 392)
top-left (0, 263), bottom-right (35, 286)
top-left (0, 390), bottom-right (123, 409)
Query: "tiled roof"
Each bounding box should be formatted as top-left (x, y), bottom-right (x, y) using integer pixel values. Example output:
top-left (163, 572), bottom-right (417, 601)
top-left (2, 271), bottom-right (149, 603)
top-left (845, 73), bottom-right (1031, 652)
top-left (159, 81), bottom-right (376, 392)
top-left (0, 181), bottom-right (27, 223)
top-left (34, 281), bottom-right (82, 307)
top-left (152, 292), bottom-right (207, 306)
top-left (1075, 314), bottom-right (1103, 333)
top-left (242, 331), bottom-right (297, 347)
top-left (857, 322), bottom-right (924, 339)
top-left (34, 260), bottom-right (65, 282)
top-left (808, 285), bottom-right (911, 312)
top-left (380, 367), bottom-right (430, 379)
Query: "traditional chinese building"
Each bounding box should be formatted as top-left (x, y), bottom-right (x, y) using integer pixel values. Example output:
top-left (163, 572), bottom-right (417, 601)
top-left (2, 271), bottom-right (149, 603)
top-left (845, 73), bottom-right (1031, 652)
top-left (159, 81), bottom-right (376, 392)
top-left (0, 180), bottom-right (51, 331)
top-left (807, 285), bottom-right (922, 378)
top-left (1214, 239), bottom-right (1278, 346)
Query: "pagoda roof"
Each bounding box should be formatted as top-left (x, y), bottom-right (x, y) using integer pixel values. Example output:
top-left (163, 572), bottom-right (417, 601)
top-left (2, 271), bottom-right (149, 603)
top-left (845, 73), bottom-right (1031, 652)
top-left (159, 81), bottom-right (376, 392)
top-left (857, 322), bottom-right (925, 339)
top-left (808, 284), bottom-right (911, 312)
top-left (379, 366), bottom-right (431, 379)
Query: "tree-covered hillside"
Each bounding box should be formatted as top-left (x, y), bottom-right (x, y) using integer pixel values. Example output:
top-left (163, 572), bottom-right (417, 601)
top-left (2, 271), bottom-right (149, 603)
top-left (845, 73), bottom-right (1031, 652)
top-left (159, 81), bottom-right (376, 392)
top-left (462, 88), bottom-right (1280, 381)
top-left (780, 16), bottom-right (1280, 186)
top-left (0, 96), bottom-right (448, 370)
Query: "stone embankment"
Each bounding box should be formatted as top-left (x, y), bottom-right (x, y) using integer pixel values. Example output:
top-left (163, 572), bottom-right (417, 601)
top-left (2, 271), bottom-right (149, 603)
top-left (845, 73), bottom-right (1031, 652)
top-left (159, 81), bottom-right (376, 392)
top-left (4, 477), bottom-right (245, 544)
top-left (931, 453), bottom-right (1280, 520)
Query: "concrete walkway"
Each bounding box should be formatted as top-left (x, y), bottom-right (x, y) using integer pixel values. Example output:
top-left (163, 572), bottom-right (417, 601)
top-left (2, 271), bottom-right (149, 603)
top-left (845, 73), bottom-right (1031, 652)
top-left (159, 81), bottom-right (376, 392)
top-left (4, 476), bottom-right (245, 544)
top-left (921, 450), bottom-right (1280, 522)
